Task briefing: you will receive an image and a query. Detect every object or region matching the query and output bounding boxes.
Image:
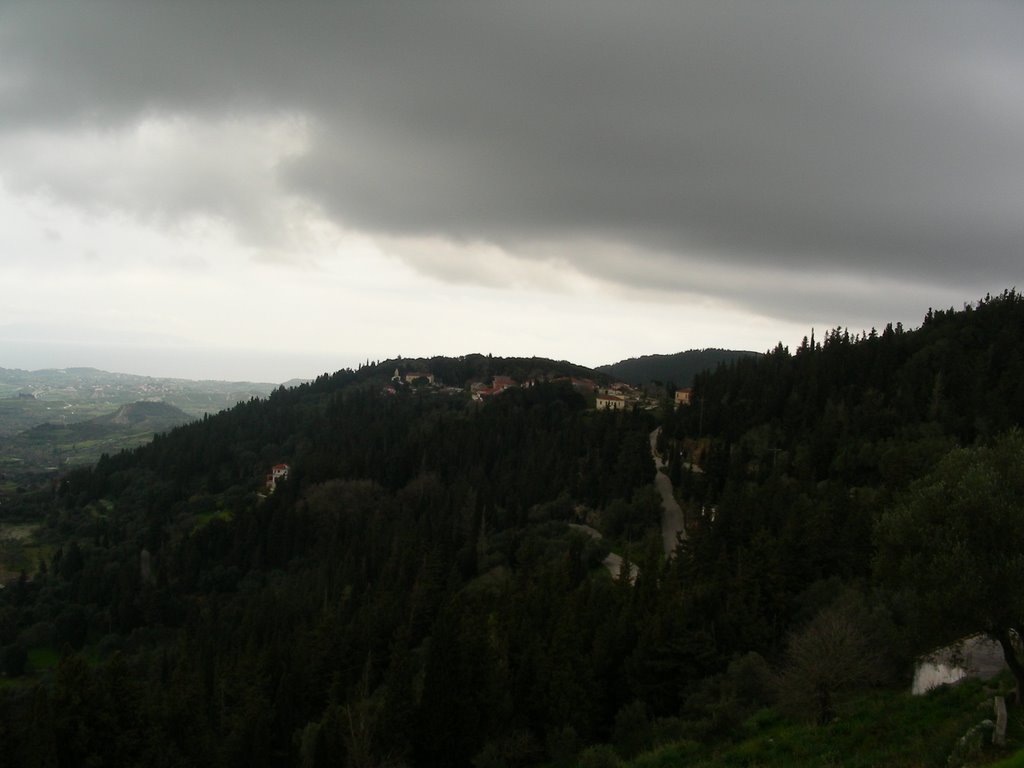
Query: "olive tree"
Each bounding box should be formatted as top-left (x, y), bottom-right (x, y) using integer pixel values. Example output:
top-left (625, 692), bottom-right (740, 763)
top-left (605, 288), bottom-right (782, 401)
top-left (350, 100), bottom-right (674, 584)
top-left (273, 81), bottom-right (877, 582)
top-left (874, 430), bottom-right (1024, 699)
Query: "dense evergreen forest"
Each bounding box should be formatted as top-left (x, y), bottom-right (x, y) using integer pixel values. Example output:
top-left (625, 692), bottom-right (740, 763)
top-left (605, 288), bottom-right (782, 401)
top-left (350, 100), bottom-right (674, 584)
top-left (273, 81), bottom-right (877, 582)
top-left (2, 295), bottom-right (1024, 767)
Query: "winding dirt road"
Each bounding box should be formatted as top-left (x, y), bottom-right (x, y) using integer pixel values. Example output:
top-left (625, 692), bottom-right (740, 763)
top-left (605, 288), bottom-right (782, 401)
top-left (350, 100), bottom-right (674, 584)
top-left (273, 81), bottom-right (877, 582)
top-left (650, 427), bottom-right (686, 557)
top-left (565, 428), bottom-right (686, 579)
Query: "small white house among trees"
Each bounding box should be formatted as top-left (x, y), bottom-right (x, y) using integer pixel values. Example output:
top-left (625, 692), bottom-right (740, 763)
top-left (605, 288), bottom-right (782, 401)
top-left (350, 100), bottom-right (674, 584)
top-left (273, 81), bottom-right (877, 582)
top-left (266, 463), bottom-right (290, 492)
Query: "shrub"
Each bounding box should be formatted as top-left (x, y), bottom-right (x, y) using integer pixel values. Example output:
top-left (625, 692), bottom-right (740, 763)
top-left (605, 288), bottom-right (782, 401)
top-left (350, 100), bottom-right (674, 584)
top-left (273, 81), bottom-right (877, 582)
top-left (577, 744), bottom-right (622, 768)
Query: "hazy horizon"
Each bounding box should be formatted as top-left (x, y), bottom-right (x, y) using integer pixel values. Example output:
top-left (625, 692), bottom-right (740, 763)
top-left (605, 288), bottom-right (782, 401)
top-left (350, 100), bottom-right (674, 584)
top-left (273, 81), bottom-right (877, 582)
top-left (0, 335), bottom-right (770, 384)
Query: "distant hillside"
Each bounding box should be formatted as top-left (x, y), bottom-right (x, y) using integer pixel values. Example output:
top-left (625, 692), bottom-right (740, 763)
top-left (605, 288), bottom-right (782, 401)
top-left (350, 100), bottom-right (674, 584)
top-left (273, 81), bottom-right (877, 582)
top-left (1, 401), bottom-right (193, 478)
top-left (0, 365), bottom-right (276, 409)
top-left (19, 401), bottom-right (190, 445)
top-left (0, 366), bottom-right (277, 437)
top-left (597, 348), bottom-right (759, 386)
top-left (84, 401), bottom-right (192, 432)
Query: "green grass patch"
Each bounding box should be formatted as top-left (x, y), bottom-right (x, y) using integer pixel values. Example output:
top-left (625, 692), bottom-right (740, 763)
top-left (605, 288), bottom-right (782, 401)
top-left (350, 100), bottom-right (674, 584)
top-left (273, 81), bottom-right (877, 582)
top-left (991, 749), bottom-right (1024, 767)
top-left (192, 508), bottom-right (234, 532)
top-left (624, 678), bottom-right (1023, 768)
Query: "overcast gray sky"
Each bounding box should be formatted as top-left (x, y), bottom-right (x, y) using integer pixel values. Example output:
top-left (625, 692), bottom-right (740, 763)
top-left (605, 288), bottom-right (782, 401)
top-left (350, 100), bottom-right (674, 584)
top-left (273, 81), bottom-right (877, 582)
top-left (1, 1), bottom-right (1021, 381)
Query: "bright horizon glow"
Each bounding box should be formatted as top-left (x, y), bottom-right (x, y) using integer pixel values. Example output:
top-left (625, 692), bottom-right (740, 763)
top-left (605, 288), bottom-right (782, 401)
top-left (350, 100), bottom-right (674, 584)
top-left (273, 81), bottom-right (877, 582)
top-left (0, 178), bottom-right (829, 383)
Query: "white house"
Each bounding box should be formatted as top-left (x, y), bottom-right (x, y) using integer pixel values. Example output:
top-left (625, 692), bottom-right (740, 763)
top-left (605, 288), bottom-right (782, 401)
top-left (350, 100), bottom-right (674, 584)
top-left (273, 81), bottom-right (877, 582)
top-left (596, 394), bottom-right (626, 411)
top-left (266, 463), bottom-right (290, 492)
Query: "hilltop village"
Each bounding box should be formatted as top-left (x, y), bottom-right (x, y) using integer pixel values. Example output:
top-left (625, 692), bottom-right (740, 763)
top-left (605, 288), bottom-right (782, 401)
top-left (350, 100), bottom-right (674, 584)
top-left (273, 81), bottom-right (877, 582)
top-left (384, 365), bottom-right (670, 411)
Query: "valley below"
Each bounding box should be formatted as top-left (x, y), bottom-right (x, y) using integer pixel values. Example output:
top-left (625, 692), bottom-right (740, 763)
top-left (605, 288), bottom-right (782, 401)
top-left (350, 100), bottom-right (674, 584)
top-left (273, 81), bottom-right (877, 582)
top-left (0, 367), bottom-right (278, 491)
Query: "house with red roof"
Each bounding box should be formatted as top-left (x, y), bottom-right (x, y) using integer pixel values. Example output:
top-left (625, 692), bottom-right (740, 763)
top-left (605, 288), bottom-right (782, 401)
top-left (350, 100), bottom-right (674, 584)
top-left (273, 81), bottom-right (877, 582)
top-left (470, 375), bottom-right (518, 401)
top-left (265, 463), bottom-right (290, 492)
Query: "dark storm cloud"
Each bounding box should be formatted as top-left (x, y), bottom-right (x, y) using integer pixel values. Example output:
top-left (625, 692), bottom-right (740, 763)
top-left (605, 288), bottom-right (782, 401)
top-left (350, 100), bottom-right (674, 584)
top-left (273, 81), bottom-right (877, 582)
top-left (2, 1), bottom-right (1022, 318)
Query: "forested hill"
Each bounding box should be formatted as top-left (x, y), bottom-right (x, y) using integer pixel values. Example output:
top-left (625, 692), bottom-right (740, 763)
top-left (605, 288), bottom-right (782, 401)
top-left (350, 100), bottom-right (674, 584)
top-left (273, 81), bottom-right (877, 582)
top-left (62, 365), bottom-right (645, 514)
top-left (655, 290), bottom-right (1024, 688)
top-left (597, 348), bottom-right (758, 387)
top-left (667, 291), bottom-right (1024, 451)
top-left (1, 356), bottom-right (658, 767)
top-left (3, 296), bottom-right (1024, 767)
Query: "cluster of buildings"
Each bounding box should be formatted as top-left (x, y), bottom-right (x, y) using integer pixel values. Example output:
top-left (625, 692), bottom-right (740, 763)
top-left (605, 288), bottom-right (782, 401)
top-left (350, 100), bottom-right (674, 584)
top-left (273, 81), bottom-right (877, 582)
top-left (595, 381), bottom-right (647, 410)
top-left (391, 369), bottom-right (435, 385)
top-left (470, 375), bottom-right (517, 401)
top-left (472, 374), bottom-right (606, 400)
top-left (384, 368), bottom-right (660, 411)
top-left (384, 369), bottom-right (462, 397)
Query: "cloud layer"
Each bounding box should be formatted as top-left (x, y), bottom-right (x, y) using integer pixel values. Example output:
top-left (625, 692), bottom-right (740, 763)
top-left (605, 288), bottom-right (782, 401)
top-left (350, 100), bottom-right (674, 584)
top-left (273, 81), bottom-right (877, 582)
top-left (2, 1), bottom-right (1022, 340)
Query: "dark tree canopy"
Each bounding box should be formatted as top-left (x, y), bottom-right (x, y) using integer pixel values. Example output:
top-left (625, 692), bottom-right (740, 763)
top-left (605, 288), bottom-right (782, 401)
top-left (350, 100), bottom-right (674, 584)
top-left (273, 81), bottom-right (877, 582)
top-left (875, 430), bottom-right (1024, 695)
top-left (3, 291), bottom-right (1024, 763)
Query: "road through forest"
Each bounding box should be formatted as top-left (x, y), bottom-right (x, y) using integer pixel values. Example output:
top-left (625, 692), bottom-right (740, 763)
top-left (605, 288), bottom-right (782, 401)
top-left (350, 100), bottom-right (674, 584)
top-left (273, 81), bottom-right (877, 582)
top-left (567, 427), bottom-right (686, 579)
top-left (650, 427), bottom-right (686, 558)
